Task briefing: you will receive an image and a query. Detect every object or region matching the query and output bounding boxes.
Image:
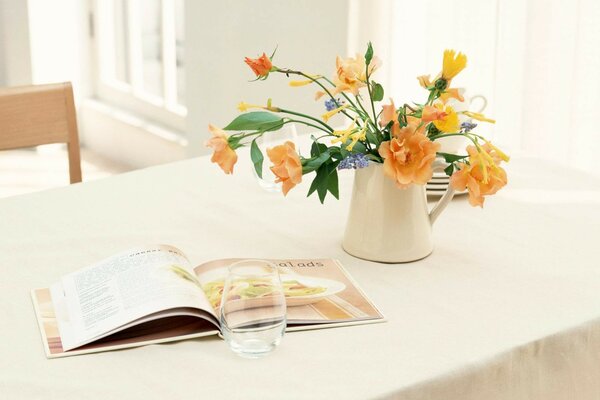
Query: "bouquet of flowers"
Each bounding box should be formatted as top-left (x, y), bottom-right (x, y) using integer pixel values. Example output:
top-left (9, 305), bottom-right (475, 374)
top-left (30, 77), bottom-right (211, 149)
top-left (207, 43), bottom-right (508, 207)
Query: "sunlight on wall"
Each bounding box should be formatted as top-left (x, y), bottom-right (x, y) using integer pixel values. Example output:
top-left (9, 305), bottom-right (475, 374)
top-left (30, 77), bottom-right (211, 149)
top-left (348, 0), bottom-right (600, 176)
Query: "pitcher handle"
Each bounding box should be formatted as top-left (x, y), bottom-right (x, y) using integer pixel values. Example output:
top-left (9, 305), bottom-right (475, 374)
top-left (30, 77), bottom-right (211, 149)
top-left (469, 94), bottom-right (488, 113)
top-left (429, 160), bottom-right (456, 225)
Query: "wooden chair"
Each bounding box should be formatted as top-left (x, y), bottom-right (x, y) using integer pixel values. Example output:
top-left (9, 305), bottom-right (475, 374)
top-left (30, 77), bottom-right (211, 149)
top-left (0, 82), bottom-right (82, 184)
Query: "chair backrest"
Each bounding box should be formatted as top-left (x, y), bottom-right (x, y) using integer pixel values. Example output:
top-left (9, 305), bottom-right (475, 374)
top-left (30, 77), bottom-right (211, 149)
top-left (0, 82), bottom-right (82, 183)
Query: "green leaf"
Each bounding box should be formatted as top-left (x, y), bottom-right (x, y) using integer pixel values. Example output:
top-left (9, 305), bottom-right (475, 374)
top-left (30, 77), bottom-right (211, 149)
top-left (310, 140), bottom-right (328, 157)
top-left (250, 139), bottom-right (264, 178)
top-left (308, 162), bottom-right (339, 204)
top-left (339, 146), bottom-right (350, 160)
top-left (269, 45), bottom-right (278, 60)
top-left (317, 163), bottom-right (339, 203)
top-left (223, 112), bottom-right (283, 132)
top-left (365, 42), bottom-right (374, 66)
top-left (365, 130), bottom-right (378, 146)
top-left (307, 163), bottom-right (330, 198)
top-left (307, 169), bottom-right (324, 198)
top-left (444, 163), bottom-right (454, 176)
top-left (367, 153), bottom-right (383, 162)
top-left (438, 152), bottom-right (468, 163)
top-left (371, 82), bottom-right (384, 101)
top-left (327, 168), bottom-right (339, 200)
top-left (302, 152), bottom-right (330, 174)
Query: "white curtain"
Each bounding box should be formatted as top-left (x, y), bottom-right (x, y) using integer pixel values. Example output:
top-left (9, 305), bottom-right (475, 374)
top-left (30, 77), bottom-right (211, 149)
top-left (348, 0), bottom-right (600, 175)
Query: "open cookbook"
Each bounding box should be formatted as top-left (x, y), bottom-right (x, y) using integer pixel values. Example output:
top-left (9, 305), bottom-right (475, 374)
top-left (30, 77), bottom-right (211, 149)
top-left (31, 245), bottom-right (384, 358)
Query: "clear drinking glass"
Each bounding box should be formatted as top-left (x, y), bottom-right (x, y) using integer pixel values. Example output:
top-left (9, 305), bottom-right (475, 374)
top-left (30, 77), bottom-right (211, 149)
top-left (253, 124), bottom-right (298, 192)
top-left (220, 260), bottom-right (287, 358)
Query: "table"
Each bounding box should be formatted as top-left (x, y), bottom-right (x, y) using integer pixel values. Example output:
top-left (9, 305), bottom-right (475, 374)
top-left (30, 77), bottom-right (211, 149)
top-left (1, 153), bottom-right (599, 399)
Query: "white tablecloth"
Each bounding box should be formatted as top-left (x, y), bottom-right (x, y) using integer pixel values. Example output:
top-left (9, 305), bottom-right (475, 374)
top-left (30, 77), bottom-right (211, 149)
top-left (1, 154), bottom-right (599, 399)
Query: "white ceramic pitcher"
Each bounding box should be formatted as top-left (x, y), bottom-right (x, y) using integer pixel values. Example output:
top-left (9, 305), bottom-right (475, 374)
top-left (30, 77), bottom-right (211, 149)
top-left (342, 162), bottom-right (455, 263)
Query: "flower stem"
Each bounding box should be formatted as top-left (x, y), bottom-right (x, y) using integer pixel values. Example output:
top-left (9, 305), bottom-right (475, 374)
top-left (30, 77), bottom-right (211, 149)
top-left (278, 107), bottom-right (334, 133)
top-left (429, 132), bottom-right (480, 147)
top-left (353, 95), bottom-right (379, 132)
top-left (235, 119), bottom-right (331, 144)
top-left (274, 68), bottom-right (361, 125)
top-left (284, 119), bottom-right (333, 135)
top-left (365, 68), bottom-right (380, 135)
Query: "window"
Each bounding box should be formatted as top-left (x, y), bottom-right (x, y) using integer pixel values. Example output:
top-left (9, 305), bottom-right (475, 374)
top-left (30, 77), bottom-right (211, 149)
top-left (93, 0), bottom-right (186, 131)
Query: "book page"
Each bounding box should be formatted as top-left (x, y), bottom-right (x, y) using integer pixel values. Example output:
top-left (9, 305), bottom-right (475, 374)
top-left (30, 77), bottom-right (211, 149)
top-left (193, 258), bottom-right (383, 325)
top-left (32, 288), bottom-right (220, 358)
top-left (52, 245), bottom-right (216, 351)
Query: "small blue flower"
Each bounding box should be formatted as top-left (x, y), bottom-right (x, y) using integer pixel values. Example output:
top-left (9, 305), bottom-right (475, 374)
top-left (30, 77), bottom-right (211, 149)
top-left (460, 121), bottom-right (477, 133)
top-left (338, 153), bottom-right (370, 170)
top-left (324, 98), bottom-right (338, 111)
top-left (324, 98), bottom-right (345, 111)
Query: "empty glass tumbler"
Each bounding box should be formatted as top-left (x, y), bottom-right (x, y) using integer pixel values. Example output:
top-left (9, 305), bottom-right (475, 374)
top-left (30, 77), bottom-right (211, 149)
top-left (219, 259), bottom-right (287, 358)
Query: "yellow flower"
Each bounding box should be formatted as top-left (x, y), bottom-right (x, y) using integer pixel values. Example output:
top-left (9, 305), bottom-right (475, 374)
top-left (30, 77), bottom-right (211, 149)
top-left (237, 100), bottom-right (280, 113)
top-left (432, 103), bottom-right (460, 133)
top-left (237, 101), bottom-right (262, 112)
top-left (442, 49), bottom-right (467, 81)
top-left (462, 111), bottom-right (496, 123)
top-left (331, 119), bottom-right (357, 145)
top-left (289, 74), bottom-right (321, 87)
top-left (346, 127), bottom-right (367, 151)
top-left (321, 104), bottom-right (349, 122)
top-left (484, 141), bottom-right (510, 162)
top-left (289, 80), bottom-right (313, 87)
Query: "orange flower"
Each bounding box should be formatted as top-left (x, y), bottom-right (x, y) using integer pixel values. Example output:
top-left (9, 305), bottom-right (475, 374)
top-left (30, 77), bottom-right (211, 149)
top-left (417, 75), bottom-right (433, 88)
top-left (331, 54), bottom-right (379, 96)
top-left (398, 115), bottom-right (427, 138)
top-left (378, 130), bottom-right (440, 188)
top-left (450, 144), bottom-right (508, 207)
top-left (380, 99), bottom-right (426, 139)
top-left (379, 99), bottom-right (400, 137)
top-left (206, 125), bottom-right (238, 174)
top-left (267, 141), bottom-right (302, 196)
top-left (439, 88), bottom-right (465, 103)
top-left (244, 53), bottom-right (273, 78)
top-left (421, 105), bottom-right (447, 123)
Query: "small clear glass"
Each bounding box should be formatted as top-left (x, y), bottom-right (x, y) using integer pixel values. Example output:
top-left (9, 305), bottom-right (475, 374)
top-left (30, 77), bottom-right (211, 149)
top-left (253, 124), bottom-right (298, 192)
top-left (220, 260), bottom-right (286, 358)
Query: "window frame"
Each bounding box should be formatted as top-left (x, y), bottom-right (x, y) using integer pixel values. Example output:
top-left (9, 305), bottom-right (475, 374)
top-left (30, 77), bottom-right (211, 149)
top-left (90, 0), bottom-right (186, 132)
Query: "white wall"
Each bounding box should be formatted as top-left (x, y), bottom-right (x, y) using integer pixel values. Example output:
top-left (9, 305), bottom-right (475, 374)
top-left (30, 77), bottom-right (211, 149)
top-left (27, 0), bottom-right (92, 102)
top-left (349, 0), bottom-right (600, 176)
top-left (185, 0), bottom-right (349, 157)
top-left (349, 0), bottom-right (498, 132)
top-left (0, 0), bottom-right (33, 86)
top-left (0, 0), bottom-right (5, 85)
top-left (0, 0), bottom-right (350, 168)
top-left (0, 0), bottom-right (91, 96)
